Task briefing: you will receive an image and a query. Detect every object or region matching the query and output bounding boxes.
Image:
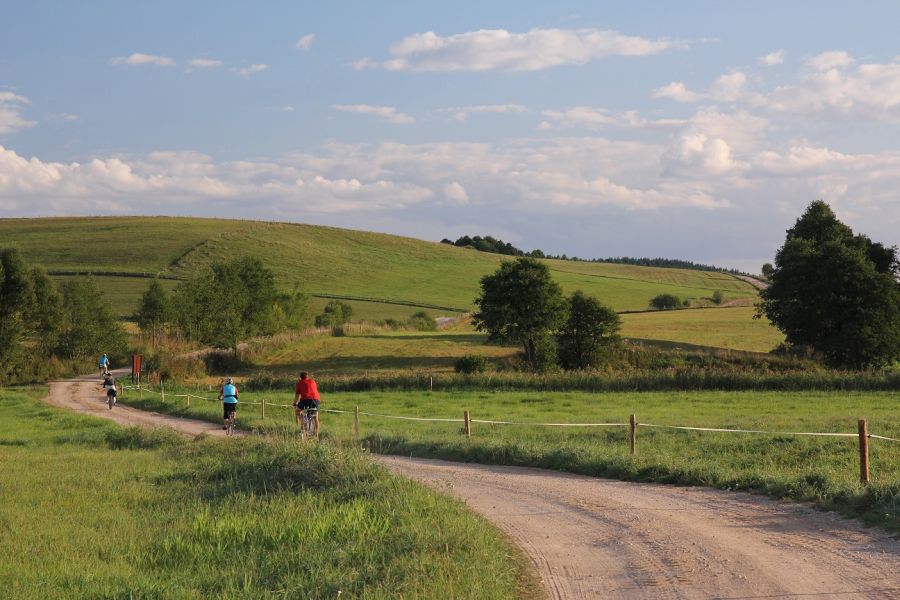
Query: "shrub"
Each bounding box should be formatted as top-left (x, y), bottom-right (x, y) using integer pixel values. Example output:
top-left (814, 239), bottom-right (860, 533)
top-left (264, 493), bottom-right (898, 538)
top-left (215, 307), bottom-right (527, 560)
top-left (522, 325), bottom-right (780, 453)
top-left (454, 355), bottom-right (487, 374)
top-left (408, 311), bottom-right (437, 331)
top-left (711, 290), bottom-right (724, 305)
top-left (202, 350), bottom-right (248, 375)
top-left (649, 293), bottom-right (681, 310)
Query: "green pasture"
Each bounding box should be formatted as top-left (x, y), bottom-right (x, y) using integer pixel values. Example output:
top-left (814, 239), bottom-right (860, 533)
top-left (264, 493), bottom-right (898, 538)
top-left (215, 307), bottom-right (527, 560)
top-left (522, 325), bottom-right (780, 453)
top-left (122, 387), bottom-right (900, 533)
top-left (620, 306), bottom-right (785, 353)
top-left (0, 388), bottom-right (536, 599)
top-left (1, 216), bottom-right (758, 319)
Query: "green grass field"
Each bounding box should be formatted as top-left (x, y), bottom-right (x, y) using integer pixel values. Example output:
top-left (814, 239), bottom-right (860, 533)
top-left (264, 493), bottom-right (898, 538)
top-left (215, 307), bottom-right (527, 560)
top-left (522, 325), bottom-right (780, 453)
top-left (0, 388), bottom-right (537, 599)
top-left (1, 216), bottom-right (758, 320)
top-left (121, 386), bottom-right (900, 533)
top-left (620, 306), bottom-right (784, 353)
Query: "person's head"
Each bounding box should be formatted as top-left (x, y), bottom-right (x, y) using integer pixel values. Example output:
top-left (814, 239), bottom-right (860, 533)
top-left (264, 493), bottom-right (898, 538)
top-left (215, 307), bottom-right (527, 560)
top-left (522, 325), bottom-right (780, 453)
top-left (300, 372), bottom-right (308, 380)
top-left (225, 377), bottom-right (233, 385)
top-left (102, 353), bottom-right (107, 357)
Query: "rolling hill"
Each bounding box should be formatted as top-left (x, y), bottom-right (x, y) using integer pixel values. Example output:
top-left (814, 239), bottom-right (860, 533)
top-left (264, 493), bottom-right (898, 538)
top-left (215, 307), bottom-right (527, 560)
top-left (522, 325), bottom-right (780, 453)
top-left (1, 216), bottom-right (759, 320)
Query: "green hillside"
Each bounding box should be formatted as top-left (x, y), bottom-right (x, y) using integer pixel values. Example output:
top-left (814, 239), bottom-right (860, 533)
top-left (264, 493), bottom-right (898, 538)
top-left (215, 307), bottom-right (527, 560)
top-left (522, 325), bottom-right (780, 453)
top-left (0, 216), bottom-right (758, 318)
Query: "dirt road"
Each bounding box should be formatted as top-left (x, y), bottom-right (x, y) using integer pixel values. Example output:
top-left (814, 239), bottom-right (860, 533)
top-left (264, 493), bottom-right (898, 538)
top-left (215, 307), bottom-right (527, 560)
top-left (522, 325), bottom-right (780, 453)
top-left (45, 374), bottom-right (900, 599)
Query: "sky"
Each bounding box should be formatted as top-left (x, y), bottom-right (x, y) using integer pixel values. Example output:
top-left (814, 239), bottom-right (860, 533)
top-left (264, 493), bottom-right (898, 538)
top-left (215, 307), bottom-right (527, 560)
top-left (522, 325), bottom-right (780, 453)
top-left (2, 1), bottom-right (900, 272)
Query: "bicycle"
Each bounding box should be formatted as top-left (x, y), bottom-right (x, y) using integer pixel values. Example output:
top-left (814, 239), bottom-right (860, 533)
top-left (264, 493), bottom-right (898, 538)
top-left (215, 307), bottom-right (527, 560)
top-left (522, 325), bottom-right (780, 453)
top-left (297, 406), bottom-right (319, 439)
top-left (225, 410), bottom-right (236, 436)
top-left (107, 389), bottom-right (116, 410)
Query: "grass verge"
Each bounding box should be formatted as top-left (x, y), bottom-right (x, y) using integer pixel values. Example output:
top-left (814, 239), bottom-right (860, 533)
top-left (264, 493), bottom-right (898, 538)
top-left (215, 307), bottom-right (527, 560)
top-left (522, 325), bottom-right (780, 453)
top-left (0, 387), bottom-right (539, 599)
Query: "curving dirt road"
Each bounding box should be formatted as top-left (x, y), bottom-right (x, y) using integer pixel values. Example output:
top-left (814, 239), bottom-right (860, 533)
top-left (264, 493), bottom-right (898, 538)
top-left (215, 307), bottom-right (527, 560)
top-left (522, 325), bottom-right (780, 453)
top-left (45, 374), bottom-right (900, 599)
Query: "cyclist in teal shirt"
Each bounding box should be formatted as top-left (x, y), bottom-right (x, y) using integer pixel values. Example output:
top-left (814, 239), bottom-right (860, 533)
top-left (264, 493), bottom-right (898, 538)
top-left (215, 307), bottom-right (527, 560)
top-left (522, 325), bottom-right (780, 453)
top-left (99, 353), bottom-right (109, 376)
top-left (218, 377), bottom-right (239, 429)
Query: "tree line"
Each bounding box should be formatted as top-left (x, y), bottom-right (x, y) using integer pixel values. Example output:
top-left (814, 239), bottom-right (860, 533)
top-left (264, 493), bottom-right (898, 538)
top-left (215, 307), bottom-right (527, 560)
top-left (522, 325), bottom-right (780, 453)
top-left (441, 235), bottom-right (750, 275)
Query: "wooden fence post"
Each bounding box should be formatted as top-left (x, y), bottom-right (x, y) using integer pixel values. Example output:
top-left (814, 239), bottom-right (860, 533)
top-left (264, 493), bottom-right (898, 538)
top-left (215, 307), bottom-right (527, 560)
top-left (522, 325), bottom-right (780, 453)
top-left (354, 405), bottom-right (360, 439)
top-left (630, 414), bottom-right (636, 455)
top-left (139, 373), bottom-right (143, 400)
top-left (464, 410), bottom-right (471, 438)
top-left (858, 418), bottom-right (870, 485)
top-left (161, 379), bottom-right (165, 403)
top-left (261, 397), bottom-right (266, 419)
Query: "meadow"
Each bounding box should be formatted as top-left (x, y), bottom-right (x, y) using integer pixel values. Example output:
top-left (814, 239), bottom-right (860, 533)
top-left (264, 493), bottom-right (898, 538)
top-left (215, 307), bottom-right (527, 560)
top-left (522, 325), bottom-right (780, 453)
top-left (1, 216), bottom-right (758, 318)
top-left (119, 386), bottom-right (900, 533)
top-left (0, 388), bottom-right (537, 599)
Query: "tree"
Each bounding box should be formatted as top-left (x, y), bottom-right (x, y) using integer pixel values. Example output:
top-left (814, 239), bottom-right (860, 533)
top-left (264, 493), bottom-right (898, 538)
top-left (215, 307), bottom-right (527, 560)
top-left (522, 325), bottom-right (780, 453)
top-left (55, 277), bottom-right (127, 359)
top-left (556, 291), bottom-right (621, 370)
top-left (711, 290), bottom-right (724, 305)
top-left (0, 248), bottom-right (34, 370)
top-left (761, 262), bottom-right (775, 278)
top-left (473, 257), bottom-right (567, 371)
top-left (757, 200), bottom-right (900, 368)
top-left (172, 257), bottom-right (278, 353)
top-left (408, 310), bottom-right (437, 331)
top-left (136, 279), bottom-right (171, 347)
top-left (315, 300), bottom-right (353, 334)
top-left (649, 293), bottom-right (681, 310)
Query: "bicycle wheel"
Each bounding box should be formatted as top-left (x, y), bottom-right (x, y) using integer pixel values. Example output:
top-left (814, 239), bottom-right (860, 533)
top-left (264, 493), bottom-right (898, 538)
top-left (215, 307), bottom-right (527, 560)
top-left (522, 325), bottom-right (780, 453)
top-left (108, 394), bottom-right (114, 410)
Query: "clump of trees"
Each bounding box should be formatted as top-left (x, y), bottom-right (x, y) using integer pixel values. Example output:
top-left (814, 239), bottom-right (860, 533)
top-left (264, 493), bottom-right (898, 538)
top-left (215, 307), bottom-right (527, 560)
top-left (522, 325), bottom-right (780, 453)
top-left (649, 293), bottom-right (681, 310)
top-left (474, 258), bottom-right (620, 371)
top-left (757, 200), bottom-right (900, 369)
top-left (315, 300), bottom-right (353, 335)
top-left (138, 257), bottom-right (313, 353)
top-left (0, 248), bottom-right (126, 382)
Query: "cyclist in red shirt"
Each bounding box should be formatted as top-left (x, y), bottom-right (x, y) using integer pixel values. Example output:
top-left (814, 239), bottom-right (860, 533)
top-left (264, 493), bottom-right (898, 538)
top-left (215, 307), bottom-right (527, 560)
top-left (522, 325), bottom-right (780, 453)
top-left (293, 372), bottom-right (321, 433)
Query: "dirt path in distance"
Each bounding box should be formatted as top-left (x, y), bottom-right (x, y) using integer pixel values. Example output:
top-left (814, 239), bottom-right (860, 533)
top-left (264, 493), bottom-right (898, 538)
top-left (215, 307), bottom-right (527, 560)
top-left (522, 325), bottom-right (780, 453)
top-left (44, 374), bottom-right (900, 599)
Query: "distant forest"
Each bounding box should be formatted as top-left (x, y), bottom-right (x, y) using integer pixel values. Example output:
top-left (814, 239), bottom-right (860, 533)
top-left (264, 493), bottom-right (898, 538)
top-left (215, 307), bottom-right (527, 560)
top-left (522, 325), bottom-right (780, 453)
top-left (440, 235), bottom-right (751, 276)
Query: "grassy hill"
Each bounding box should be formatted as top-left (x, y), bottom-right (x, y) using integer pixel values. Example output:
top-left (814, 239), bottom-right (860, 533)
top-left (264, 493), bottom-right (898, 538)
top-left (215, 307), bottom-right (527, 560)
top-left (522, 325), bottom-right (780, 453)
top-left (1, 216), bottom-right (758, 320)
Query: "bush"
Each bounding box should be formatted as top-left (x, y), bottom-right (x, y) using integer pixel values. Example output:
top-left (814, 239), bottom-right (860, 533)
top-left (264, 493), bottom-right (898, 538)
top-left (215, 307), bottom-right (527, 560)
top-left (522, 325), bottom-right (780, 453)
top-left (650, 293), bottom-right (681, 310)
top-left (711, 290), bottom-right (724, 305)
top-left (202, 351), bottom-right (249, 375)
top-left (408, 311), bottom-right (437, 331)
top-left (454, 355), bottom-right (487, 374)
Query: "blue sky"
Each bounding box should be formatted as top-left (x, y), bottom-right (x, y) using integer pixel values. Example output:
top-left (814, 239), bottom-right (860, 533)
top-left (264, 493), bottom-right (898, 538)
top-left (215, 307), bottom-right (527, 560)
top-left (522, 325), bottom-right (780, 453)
top-left (3, 1), bottom-right (900, 271)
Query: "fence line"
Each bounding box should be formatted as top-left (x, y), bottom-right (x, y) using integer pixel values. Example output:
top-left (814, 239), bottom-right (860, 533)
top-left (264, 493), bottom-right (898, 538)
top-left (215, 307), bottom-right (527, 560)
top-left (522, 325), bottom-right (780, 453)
top-left (637, 422), bottom-right (861, 438)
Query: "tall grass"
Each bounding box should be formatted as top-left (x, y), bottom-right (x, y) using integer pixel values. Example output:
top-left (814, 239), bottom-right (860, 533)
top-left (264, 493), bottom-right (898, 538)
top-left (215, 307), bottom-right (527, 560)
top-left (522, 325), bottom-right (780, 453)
top-left (1, 388), bottom-right (538, 599)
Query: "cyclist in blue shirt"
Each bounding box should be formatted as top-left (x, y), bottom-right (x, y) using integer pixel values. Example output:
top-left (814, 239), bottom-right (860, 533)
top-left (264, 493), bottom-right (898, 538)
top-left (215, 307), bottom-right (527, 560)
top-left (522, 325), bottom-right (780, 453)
top-left (99, 353), bottom-right (110, 376)
top-left (218, 377), bottom-right (239, 429)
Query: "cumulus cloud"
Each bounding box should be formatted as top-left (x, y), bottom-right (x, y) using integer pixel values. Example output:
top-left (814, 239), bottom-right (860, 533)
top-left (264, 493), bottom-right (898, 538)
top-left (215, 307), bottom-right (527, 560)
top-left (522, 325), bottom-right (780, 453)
top-left (295, 34), bottom-right (315, 50)
top-left (187, 58), bottom-right (223, 69)
top-left (110, 53), bottom-right (176, 67)
top-left (0, 92), bottom-right (36, 135)
top-left (653, 70), bottom-right (748, 103)
top-left (355, 27), bottom-right (683, 72)
top-left (762, 52), bottom-right (900, 120)
top-left (540, 106), bottom-right (684, 130)
top-left (333, 104), bottom-right (415, 124)
top-left (440, 104), bottom-right (526, 122)
top-left (760, 50), bottom-right (785, 66)
top-left (234, 64), bottom-right (268, 76)
top-left (443, 181), bottom-right (469, 204)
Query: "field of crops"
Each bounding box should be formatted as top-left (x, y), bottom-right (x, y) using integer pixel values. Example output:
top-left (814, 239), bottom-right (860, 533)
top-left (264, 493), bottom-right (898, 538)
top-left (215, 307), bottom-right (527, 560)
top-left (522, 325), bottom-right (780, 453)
top-left (120, 386), bottom-right (900, 533)
top-left (0, 388), bottom-right (535, 598)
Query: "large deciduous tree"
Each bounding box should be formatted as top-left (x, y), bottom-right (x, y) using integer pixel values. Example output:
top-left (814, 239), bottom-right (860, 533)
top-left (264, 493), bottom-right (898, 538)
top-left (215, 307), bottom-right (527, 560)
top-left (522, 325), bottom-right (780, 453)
top-left (136, 278), bottom-right (171, 348)
top-left (473, 257), bottom-right (567, 371)
top-left (758, 200), bottom-right (900, 369)
top-left (557, 291), bottom-right (621, 370)
top-left (55, 277), bottom-right (127, 359)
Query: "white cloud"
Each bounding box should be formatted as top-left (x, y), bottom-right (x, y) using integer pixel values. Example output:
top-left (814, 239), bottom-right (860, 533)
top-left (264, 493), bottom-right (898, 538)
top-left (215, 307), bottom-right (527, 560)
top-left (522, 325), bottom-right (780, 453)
top-left (760, 50), bottom-right (785, 66)
top-left (234, 64), bottom-right (268, 77)
top-left (761, 53), bottom-right (900, 120)
top-left (333, 104), bottom-right (415, 124)
top-left (110, 53), bottom-right (176, 67)
top-left (654, 70), bottom-right (748, 103)
top-left (540, 106), bottom-right (684, 130)
top-left (443, 181), bottom-right (469, 204)
top-left (281, 106), bottom-right (295, 112)
top-left (661, 109), bottom-right (770, 177)
top-left (440, 104), bottom-right (526, 122)
top-left (295, 34), bottom-right (315, 50)
top-left (652, 81), bottom-right (703, 103)
top-left (355, 27), bottom-right (683, 72)
top-left (187, 58), bottom-right (223, 69)
top-left (806, 50), bottom-right (854, 71)
top-left (0, 92), bottom-right (36, 135)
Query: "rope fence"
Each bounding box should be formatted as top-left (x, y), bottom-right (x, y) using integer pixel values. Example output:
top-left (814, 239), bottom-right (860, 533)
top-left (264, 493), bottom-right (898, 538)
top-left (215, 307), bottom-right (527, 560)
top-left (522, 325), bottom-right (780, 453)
top-left (118, 379), bottom-right (897, 484)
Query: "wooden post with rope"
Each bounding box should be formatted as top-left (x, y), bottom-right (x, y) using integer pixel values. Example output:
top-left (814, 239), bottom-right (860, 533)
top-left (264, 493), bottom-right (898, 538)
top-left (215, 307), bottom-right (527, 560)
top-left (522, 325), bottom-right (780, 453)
top-left (464, 410), bottom-right (471, 438)
top-left (858, 418), bottom-right (870, 484)
top-left (261, 397), bottom-right (266, 419)
top-left (630, 414), bottom-right (637, 455)
top-left (354, 405), bottom-right (360, 439)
